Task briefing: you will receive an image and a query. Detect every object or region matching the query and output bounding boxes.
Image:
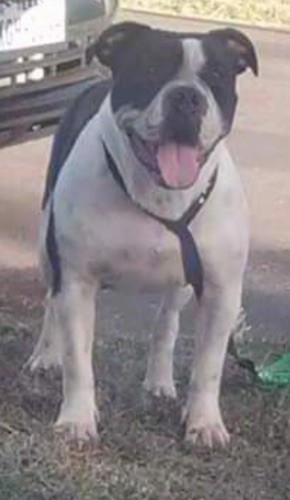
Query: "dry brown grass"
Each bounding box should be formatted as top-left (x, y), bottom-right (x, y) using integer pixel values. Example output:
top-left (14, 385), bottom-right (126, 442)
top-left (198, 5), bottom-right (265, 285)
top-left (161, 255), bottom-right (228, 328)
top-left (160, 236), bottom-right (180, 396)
top-left (1, 303), bottom-right (290, 499)
top-left (120, 0), bottom-right (290, 27)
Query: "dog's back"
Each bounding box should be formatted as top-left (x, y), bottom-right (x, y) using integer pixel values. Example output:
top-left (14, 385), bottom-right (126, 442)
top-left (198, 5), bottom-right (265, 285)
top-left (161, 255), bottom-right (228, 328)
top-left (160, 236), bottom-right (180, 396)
top-left (42, 79), bottom-right (112, 208)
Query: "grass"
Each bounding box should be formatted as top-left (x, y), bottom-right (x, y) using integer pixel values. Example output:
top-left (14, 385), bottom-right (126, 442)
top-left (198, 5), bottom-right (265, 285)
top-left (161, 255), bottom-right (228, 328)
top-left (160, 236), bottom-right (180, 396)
top-left (120, 0), bottom-right (290, 27)
top-left (0, 300), bottom-right (290, 500)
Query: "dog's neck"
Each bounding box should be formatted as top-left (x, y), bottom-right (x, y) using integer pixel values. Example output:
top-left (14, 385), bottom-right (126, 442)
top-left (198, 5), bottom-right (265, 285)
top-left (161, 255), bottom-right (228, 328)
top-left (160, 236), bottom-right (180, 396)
top-left (99, 96), bottom-right (222, 221)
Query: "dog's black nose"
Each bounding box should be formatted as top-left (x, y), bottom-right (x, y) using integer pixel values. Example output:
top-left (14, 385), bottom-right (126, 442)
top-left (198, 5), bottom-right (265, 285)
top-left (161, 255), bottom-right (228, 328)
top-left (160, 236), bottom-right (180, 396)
top-left (168, 86), bottom-right (207, 117)
top-left (162, 86), bottom-right (208, 145)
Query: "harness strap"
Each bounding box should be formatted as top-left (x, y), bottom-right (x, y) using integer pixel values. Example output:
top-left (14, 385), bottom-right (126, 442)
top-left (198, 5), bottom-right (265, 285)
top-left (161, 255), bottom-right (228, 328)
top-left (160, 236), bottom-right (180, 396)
top-left (103, 142), bottom-right (218, 299)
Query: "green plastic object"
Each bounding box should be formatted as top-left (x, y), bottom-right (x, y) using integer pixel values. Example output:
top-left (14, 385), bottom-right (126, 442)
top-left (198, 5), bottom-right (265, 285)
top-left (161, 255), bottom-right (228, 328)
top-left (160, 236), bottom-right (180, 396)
top-left (256, 353), bottom-right (290, 387)
top-left (228, 337), bottom-right (290, 388)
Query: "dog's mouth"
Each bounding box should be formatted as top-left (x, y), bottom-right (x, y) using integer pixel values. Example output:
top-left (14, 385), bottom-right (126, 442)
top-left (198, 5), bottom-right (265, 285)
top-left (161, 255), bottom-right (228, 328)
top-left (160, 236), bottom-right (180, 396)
top-left (127, 128), bottom-right (204, 190)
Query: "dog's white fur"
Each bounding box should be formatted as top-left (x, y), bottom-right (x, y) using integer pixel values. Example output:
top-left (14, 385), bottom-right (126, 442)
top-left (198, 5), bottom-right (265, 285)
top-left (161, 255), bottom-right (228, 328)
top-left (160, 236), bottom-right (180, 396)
top-left (29, 39), bottom-right (250, 447)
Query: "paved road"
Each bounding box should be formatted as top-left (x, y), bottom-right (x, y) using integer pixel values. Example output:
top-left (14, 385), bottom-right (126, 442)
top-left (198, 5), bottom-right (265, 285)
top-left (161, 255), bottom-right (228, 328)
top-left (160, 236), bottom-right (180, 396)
top-left (0, 12), bottom-right (289, 342)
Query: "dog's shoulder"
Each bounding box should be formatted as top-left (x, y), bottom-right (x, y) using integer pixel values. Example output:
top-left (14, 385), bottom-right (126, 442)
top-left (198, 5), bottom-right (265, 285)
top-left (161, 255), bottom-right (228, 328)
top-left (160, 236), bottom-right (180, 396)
top-left (42, 78), bottom-right (112, 209)
top-left (217, 145), bottom-right (245, 197)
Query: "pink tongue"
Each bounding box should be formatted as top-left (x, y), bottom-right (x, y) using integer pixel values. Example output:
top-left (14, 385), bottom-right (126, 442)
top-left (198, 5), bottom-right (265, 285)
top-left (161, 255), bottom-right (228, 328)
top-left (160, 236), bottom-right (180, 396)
top-left (157, 143), bottom-right (201, 188)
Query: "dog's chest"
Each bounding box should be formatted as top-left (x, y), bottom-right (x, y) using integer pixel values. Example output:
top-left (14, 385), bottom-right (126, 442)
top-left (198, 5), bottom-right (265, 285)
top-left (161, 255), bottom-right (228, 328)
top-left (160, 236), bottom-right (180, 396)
top-left (86, 208), bottom-right (186, 290)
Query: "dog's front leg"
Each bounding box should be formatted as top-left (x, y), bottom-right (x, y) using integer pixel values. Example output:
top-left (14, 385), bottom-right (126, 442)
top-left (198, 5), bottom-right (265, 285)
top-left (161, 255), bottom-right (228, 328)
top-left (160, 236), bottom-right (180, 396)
top-left (53, 275), bottom-right (99, 442)
top-left (183, 281), bottom-right (242, 447)
top-left (144, 285), bottom-right (193, 399)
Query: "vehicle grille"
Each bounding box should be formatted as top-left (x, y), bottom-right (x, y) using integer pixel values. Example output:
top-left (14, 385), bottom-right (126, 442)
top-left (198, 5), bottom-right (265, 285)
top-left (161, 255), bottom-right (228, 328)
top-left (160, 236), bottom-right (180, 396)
top-left (0, 34), bottom-right (108, 147)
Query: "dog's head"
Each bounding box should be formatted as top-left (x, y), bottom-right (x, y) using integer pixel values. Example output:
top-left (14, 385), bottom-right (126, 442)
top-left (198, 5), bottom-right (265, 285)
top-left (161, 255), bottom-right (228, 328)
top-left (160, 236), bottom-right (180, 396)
top-left (91, 22), bottom-right (258, 189)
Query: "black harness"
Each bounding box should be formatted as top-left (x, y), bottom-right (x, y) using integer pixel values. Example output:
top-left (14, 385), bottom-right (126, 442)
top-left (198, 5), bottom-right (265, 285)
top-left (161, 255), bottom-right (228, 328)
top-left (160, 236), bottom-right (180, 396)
top-left (103, 143), bottom-right (218, 299)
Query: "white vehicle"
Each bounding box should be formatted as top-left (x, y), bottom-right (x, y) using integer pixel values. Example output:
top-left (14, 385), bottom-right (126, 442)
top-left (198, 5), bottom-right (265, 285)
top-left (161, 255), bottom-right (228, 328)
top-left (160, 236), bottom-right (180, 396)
top-left (0, 0), bottom-right (118, 146)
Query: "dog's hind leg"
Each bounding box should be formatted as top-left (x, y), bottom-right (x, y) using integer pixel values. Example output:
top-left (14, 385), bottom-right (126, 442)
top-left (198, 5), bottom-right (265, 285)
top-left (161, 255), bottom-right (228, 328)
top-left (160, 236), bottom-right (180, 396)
top-left (27, 292), bottom-right (62, 371)
top-left (182, 280), bottom-right (242, 448)
top-left (143, 285), bottom-right (193, 399)
top-left (53, 274), bottom-right (99, 442)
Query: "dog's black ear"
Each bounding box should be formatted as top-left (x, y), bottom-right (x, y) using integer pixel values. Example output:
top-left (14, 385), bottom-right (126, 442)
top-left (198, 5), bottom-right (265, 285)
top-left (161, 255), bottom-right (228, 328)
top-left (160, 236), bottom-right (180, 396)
top-left (87, 22), bottom-right (151, 73)
top-left (207, 28), bottom-right (258, 76)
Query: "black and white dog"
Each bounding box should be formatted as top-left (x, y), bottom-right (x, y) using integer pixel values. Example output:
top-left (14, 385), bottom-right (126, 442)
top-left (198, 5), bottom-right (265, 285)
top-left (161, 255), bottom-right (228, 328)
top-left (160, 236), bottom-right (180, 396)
top-left (28, 22), bottom-right (258, 447)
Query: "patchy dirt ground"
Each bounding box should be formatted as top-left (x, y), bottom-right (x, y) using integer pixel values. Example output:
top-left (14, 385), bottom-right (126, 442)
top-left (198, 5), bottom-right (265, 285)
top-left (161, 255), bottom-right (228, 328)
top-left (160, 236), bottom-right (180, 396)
top-left (0, 269), bottom-right (290, 500)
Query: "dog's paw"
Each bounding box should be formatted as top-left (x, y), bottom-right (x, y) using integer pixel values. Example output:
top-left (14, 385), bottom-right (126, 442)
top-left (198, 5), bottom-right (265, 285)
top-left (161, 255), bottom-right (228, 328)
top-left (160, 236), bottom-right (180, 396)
top-left (55, 420), bottom-right (100, 445)
top-left (184, 420), bottom-right (230, 448)
top-left (182, 398), bottom-right (230, 448)
top-left (55, 404), bottom-right (100, 445)
top-left (143, 376), bottom-right (177, 399)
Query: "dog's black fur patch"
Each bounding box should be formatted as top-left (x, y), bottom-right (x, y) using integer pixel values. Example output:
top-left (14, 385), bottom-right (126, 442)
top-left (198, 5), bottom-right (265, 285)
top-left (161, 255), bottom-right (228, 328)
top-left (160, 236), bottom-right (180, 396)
top-left (110, 31), bottom-right (183, 112)
top-left (46, 204), bottom-right (61, 296)
top-left (43, 78), bottom-right (112, 296)
top-left (42, 78), bottom-right (112, 208)
top-left (95, 23), bottom-right (257, 131)
top-left (200, 39), bottom-right (238, 130)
